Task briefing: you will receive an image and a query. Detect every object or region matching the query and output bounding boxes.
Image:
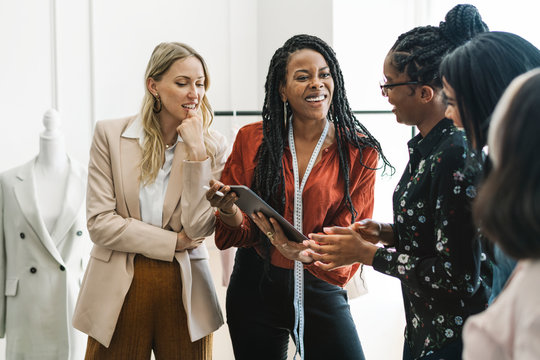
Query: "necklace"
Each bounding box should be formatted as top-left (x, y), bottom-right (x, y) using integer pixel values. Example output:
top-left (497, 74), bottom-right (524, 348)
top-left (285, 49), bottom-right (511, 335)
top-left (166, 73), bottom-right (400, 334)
top-left (165, 140), bottom-right (175, 149)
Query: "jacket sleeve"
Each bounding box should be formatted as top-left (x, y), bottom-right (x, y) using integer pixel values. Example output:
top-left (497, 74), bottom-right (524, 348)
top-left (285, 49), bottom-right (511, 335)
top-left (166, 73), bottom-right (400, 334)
top-left (181, 130), bottom-right (229, 239)
top-left (306, 146), bottom-right (378, 287)
top-left (214, 127), bottom-right (262, 249)
top-left (86, 120), bottom-right (177, 261)
top-left (373, 145), bottom-right (482, 298)
top-left (0, 178), bottom-right (6, 338)
top-left (462, 318), bottom-right (506, 360)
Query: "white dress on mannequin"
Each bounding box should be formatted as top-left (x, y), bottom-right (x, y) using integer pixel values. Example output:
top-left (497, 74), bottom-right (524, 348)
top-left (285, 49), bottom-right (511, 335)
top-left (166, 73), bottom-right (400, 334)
top-left (0, 109), bottom-right (90, 360)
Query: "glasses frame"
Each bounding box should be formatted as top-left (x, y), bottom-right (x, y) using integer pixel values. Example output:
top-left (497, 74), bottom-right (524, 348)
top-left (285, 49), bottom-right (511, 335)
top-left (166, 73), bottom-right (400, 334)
top-left (379, 80), bottom-right (420, 97)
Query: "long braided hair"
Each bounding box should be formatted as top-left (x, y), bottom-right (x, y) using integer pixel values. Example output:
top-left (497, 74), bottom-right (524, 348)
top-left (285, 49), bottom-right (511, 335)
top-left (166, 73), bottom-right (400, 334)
top-left (389, 4), bottom-right (488, 90)
top-left (253, 34), bottom-right (392, 270)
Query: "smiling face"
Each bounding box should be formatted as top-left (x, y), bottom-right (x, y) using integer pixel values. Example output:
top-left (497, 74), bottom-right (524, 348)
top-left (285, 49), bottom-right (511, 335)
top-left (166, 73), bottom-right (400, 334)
top-left (382, 53), bottom-right (425, 127)
top-left (279, 49), bottom-right (334, 123)
top-left (147, 55), bottom-right (206, 123)
top-left (442, 77), bottom-right (463, 128)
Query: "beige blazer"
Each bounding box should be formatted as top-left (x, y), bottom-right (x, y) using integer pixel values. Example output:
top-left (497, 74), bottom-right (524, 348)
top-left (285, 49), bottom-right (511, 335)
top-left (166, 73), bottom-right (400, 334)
top-left (72, 116), bottom-right (226, 347)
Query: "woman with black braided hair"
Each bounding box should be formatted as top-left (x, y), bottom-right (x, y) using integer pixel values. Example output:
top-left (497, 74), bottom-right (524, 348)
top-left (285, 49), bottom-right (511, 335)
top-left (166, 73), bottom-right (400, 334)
top-left (306, 4), bottom-right (490, 360)
top-left (205, 34), bottom-right (389, 360)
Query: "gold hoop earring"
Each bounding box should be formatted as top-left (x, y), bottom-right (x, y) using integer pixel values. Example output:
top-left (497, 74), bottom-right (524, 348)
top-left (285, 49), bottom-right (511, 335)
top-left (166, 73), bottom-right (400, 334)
top-left (152, 93), bottom-right (162, 113)
top-left (283, 101), bottom-right (288, 128)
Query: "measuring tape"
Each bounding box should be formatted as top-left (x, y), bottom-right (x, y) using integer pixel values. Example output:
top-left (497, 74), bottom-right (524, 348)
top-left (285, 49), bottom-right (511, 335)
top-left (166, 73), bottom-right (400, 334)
top-left (288, 119), bottom-right (329, 359)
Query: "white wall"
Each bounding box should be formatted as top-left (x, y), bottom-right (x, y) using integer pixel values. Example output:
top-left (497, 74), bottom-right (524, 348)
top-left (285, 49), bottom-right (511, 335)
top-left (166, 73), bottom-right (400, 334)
top-left (0, 1), bottom-right (54, 170)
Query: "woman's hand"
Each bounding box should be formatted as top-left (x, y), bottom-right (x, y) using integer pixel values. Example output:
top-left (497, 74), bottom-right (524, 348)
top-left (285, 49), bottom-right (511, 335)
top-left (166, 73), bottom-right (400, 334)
top-left (177, 109), bottom-right (206, 161)
top-left (205, 179), bottom-right (242, 227)
top-left (176, 229), bottom-right (204, 251)
top-left (351, 219), bottom-right (395, 246)
top-left (251, 212), bottom-right (312, 264)
top-left (303, 226), bottom-right (379, 270)
top-left (205, 179), bottom-right (238, 213)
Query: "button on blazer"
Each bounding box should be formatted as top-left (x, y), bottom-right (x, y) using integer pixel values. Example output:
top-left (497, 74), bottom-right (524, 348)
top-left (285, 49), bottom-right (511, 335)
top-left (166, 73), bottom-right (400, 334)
top-left (0, 157), bottom-right (90, 360)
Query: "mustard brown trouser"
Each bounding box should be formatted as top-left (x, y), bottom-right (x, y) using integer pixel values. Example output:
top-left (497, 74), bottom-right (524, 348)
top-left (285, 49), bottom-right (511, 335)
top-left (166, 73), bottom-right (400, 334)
top-left (85, 255), bottom-right (212, 360)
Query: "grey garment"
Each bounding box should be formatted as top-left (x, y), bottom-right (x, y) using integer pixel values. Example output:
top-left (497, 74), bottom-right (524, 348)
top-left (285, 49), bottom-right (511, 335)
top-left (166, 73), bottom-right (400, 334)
top-left (488, 245), bottom-right (517, 304)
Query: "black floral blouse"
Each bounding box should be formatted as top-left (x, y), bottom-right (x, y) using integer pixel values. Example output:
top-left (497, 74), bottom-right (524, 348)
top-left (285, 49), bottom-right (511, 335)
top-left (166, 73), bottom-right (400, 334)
top-left (372, 119), bottom-right (489, 359)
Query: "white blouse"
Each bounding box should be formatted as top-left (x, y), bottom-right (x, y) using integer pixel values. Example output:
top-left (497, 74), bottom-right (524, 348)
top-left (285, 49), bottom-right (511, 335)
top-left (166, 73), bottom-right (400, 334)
top-left (139, 142), bottom-right (178, 227)
top-left (120, 115), bottom-right (183, 227)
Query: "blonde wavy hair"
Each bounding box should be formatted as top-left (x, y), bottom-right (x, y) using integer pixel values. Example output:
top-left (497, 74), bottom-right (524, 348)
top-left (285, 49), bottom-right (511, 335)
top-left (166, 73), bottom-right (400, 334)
top-left (140, 42), bottom-right (219, 185)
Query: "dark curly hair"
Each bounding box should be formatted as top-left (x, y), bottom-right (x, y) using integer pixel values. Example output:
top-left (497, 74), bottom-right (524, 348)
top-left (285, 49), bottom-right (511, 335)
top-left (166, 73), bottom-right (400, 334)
top-left (253, 34), bottom-right (392, 269)
top-left (388, 4), bottom-right (488, 89)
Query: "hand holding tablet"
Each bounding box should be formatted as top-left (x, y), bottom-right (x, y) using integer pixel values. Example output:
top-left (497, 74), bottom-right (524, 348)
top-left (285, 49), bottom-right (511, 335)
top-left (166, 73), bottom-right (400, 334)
top-left (203, 185), bottom-right (224, 197)
top-left (227, 185), bottom-right (308, 243)
top-left (203, 183), bottom-right (308, 244)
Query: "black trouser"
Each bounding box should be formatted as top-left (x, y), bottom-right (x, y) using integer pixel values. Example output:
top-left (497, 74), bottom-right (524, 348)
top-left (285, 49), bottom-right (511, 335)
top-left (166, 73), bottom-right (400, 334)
top-left (226, 247), bottom-right (365, 360)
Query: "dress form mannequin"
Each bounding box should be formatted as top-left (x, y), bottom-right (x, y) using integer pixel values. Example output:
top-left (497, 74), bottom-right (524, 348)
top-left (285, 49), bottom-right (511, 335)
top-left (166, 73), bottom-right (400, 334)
top-left (34, 109), bottom-right (69, 237)
top-left (0, 109), bottom-right (89, 359)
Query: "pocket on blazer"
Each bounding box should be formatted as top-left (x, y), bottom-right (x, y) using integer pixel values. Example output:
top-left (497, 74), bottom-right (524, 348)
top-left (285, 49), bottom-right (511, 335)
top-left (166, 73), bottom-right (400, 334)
top-left (90, 246), bottom-right (113, 262)
top-left (5, 278), bottom-right (18, 296)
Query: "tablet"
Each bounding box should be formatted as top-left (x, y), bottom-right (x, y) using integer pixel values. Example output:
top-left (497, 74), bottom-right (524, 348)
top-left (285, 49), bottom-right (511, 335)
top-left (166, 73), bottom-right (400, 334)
top-left (229, 185), bottom-right (307, 243)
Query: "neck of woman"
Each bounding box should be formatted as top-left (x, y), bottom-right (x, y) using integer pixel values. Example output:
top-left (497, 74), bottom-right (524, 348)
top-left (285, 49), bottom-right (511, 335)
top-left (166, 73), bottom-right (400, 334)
top-left (159, 114), bottom-right (180, 146)
top-left (416, 101), bottom-right (447, 137)
top-left (292, 116), bottom-right (328, 142)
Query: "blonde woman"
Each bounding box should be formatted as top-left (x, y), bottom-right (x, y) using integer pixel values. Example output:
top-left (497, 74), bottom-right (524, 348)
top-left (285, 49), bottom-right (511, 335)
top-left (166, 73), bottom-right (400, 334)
top-left (73, 42), bottom-right (227, 359)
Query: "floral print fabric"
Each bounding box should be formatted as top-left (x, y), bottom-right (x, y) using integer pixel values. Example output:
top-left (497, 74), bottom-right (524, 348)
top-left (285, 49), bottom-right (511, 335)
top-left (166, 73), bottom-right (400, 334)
top-left (372, 119), bottom-right (489, 359)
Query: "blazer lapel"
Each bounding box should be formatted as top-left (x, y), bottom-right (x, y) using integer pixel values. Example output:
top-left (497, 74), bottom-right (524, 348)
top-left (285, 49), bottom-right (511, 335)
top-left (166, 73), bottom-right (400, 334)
top-left (120, 137), bottom-right (142, 220)
top-left (162, 142), bottom-right (185, 227)
top-left (49, 157), bottom-right (86, 245)
top-left (14, 160), bottom-right (65, 265)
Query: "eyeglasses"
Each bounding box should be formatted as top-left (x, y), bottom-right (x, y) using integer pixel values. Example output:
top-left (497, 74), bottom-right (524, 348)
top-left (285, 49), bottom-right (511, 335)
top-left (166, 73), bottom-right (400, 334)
top-left (379, 80), bottom-right (420, 97)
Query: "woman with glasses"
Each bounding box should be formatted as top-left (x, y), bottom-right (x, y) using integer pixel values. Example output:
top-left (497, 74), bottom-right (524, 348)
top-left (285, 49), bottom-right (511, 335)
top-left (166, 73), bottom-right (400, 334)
top-left (305, 4), bottom-right (490, 359)
top-left (440, 31), bottom-right (540, 304)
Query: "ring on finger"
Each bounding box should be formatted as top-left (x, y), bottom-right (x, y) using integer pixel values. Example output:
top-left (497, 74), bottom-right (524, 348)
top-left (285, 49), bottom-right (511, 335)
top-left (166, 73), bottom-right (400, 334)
top-left (266, 231), bottom-right (275, 241)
